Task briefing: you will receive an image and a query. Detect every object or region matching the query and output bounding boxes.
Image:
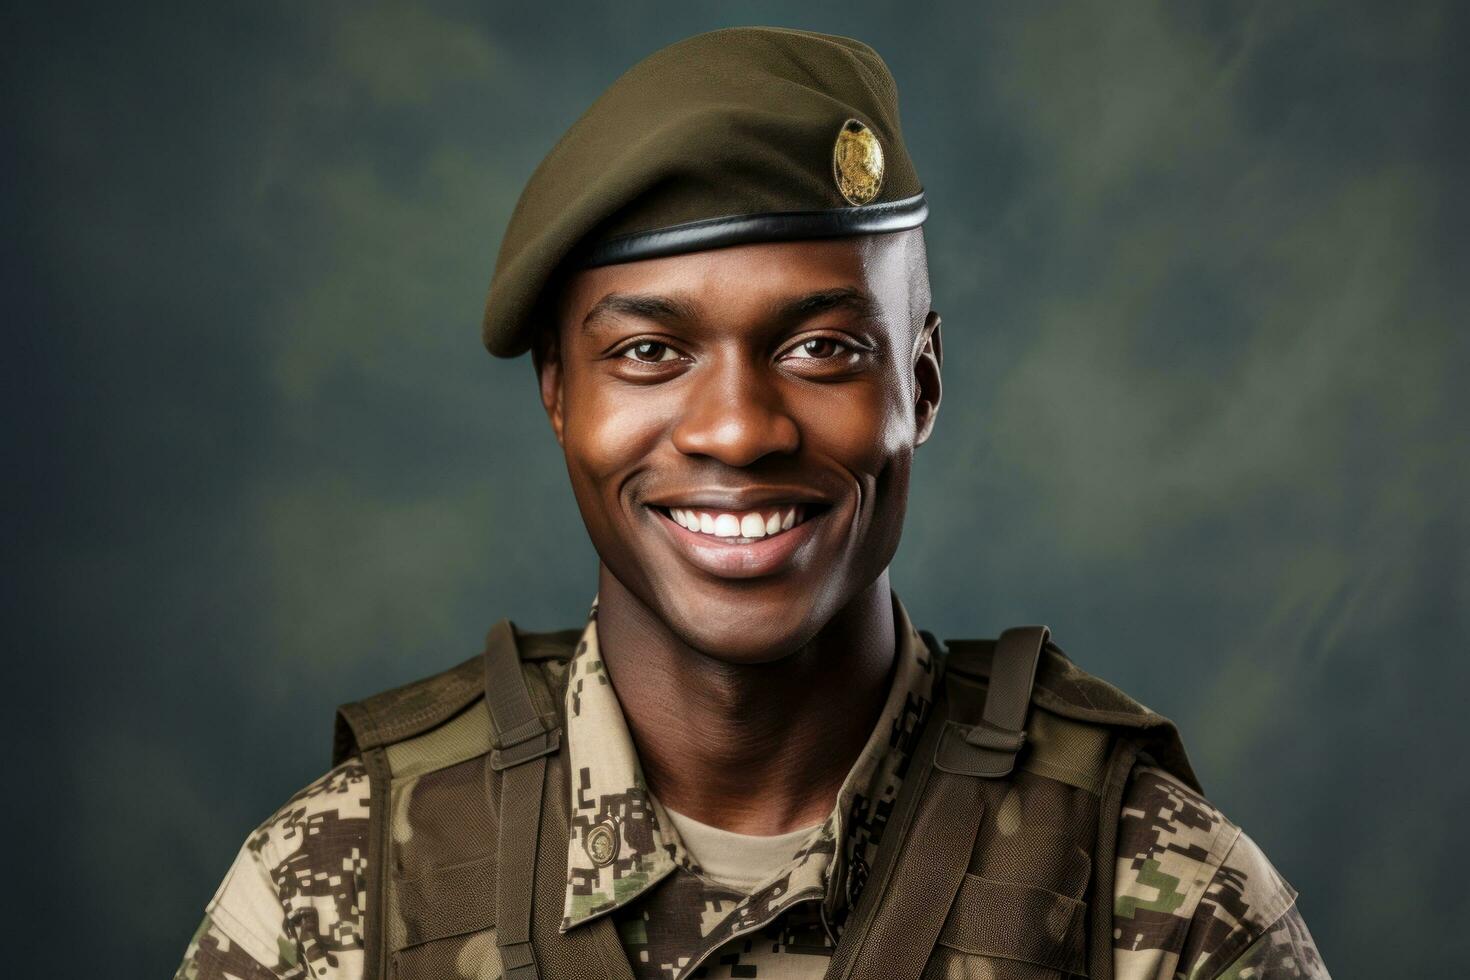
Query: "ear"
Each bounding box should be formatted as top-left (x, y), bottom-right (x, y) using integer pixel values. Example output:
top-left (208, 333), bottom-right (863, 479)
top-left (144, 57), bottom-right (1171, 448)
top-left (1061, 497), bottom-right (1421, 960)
top-left (532, 328), bottom-right (566, 448)
top-left (913, 311), bottom-right (942, 446)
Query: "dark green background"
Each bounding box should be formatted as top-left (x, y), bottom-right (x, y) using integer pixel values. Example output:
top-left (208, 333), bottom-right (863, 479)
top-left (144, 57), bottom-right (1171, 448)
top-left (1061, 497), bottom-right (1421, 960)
top-left (7, 2), bottom-right (1466, 977)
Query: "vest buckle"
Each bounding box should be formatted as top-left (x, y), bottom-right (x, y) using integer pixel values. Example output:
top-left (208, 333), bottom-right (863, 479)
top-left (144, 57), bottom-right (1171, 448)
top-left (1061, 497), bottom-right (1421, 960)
top-left (963, 721), bottom-right (1026, 753)
top-left (490, 720), bottom-right (562, 771)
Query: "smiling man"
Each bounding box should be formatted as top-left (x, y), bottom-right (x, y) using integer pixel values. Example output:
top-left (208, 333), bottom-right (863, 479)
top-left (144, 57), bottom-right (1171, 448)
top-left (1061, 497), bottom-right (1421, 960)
top-left (177, 28), bottom-right (1328, 980)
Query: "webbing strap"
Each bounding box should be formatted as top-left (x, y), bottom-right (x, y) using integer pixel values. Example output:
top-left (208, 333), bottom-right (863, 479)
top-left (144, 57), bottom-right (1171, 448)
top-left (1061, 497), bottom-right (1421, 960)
top-left (360, 748), bottom-right (392, 980)
top-left (828, 627), bottom-right (1051, 977)
top-left (983, 626), bottom-right (1048, 731)
top-left (482, 620), bottom-right (561, 980)
top-left (824, 666), bottom-right (959, 980)
top-left (485, 620), bottom-right (560, 772)
top-left (494, 755), bottom-right (547, 980)
top-left (842, 767), bottom-right (985, 979)
top-left (934, 625), bottom-right (1049, 778)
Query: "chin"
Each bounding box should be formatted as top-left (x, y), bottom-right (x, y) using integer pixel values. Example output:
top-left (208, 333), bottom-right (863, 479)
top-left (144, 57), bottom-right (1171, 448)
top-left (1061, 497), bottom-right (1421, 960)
top-left (628, 560), bottom-right (835, 664)
top-left (671, 618), bottom-right (824, 665)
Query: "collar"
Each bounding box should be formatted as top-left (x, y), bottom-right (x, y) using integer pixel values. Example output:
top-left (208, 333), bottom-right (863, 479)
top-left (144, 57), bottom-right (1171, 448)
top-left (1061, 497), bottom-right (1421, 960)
top-left (559, 595), bottom-right (936, 938)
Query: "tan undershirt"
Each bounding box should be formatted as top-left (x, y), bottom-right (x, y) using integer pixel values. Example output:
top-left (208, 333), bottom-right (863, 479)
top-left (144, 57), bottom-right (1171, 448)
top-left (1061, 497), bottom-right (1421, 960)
top-left (662, 804), bottom-right (823, 894)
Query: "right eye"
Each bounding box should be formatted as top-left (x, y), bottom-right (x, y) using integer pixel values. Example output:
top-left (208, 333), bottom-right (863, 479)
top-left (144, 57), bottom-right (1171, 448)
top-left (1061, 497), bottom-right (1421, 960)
top-left (621, 341), bottom-right (680, 363)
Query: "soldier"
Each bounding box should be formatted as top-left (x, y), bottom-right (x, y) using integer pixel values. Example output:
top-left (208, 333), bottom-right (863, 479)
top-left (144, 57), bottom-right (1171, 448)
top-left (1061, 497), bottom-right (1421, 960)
top-left (176, 27), bottom-right (1328, 980)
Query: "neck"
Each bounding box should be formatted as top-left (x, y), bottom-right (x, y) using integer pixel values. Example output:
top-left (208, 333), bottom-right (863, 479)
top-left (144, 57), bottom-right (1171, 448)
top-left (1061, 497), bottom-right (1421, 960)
top-left (594, 567), bottom-right (897, 836)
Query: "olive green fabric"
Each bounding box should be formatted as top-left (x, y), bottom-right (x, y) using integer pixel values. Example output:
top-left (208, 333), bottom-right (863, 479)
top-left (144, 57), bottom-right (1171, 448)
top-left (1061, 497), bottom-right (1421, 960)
top-left (481, 26), bottom-right (927, 357)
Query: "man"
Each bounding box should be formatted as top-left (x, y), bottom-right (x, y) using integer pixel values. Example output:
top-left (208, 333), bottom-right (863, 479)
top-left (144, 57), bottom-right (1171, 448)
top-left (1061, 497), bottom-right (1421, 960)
top-left (177, 27), bottom-right (1328, 980)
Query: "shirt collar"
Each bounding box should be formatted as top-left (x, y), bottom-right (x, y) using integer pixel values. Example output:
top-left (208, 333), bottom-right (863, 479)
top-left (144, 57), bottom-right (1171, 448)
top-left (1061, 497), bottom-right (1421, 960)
top-left (560, 594), bottom-right (936, 934)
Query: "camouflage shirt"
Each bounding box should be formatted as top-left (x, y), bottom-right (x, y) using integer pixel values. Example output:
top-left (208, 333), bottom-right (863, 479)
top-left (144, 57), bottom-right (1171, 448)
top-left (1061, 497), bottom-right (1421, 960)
top-left (177, 604), bottom-right (1328, 980)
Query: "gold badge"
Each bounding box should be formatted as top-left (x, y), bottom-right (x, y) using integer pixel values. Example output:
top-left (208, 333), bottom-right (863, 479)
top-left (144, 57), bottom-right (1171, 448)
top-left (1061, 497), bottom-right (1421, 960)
top-left (832, 119), bottom-right (884, 206)
top-left (584, 820), bottom-right (619, 867)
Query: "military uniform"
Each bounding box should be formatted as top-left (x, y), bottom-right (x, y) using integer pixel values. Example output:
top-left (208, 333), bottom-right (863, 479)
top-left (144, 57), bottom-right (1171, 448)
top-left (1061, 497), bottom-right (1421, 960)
top-left (176, 599), bottom-right (1325, 980)
top-left (178, 27), bottom-right (1329, 980)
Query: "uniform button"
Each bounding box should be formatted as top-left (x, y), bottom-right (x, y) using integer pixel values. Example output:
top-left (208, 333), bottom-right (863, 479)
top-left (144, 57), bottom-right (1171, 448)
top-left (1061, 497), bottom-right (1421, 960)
top-left (585, 820), bottom-right (620, 867)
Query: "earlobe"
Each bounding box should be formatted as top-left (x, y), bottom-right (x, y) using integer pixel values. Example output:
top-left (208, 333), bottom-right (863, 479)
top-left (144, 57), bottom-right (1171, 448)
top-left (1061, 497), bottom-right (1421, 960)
top-left (914, 311), bottom-right (942, 446)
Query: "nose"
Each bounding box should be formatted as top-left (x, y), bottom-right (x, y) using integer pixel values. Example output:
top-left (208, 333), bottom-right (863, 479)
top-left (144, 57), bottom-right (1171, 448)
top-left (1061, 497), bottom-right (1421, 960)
top-left (670, 363), bottom-right (800, 467)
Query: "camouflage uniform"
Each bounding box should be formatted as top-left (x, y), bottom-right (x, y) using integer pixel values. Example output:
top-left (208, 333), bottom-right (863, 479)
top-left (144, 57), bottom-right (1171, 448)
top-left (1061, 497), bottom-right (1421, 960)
top-left (176, 602), bottom-right (1327, 980)
top-left (176, 760), bottom-right (370, 980)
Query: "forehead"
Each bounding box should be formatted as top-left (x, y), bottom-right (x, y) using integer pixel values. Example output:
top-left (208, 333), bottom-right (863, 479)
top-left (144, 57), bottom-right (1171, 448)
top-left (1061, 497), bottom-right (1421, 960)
top-left (555, 234), bottom-right (914, 327)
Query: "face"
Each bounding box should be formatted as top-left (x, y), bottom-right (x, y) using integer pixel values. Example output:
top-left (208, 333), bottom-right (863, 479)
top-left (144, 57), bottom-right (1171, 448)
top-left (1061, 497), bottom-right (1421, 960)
top-left (538, 231), bottom-right (941, 663)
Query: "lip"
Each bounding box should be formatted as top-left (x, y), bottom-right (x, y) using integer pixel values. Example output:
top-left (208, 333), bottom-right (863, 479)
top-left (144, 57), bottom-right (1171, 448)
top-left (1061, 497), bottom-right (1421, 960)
top-left (651, 505), bottom-right (825, 579)
top-left (643, 485), bottom-right (832, 512)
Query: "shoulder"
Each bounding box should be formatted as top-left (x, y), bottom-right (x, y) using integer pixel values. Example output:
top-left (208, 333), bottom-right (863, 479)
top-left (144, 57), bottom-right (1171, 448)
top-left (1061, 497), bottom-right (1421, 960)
top-left (247, 756), bottom-right (372, 882)
top-left (1113, 764), bottom-right (1328, 980)
top-left (943, 634), bottom-right (1204, 790)
top-left (195, 759), bottom-right (372, 980)
top-left (333, 623), bottom-right (581, 763)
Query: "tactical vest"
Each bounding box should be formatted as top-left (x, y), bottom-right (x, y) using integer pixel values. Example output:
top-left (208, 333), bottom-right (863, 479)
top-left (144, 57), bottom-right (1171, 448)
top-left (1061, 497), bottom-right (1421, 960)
top-left (334, 621), bottom-right (1199, 980)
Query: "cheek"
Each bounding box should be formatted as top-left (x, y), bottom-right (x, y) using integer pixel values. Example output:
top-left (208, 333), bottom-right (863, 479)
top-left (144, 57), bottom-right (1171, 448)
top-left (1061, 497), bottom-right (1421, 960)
top-left (799, 372), bottom-right (917, 481)
top-left (561, 368), bottom-right (667, 488)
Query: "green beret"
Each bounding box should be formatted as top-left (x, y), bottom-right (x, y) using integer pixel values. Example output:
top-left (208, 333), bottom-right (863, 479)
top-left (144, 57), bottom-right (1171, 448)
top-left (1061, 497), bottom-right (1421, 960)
top-left (481, 26), bottom-right (928, 357)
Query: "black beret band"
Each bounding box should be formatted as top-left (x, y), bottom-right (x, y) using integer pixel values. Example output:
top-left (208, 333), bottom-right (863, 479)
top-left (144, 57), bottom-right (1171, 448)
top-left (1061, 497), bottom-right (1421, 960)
top-left (578, 192), bottom-right (929, 269)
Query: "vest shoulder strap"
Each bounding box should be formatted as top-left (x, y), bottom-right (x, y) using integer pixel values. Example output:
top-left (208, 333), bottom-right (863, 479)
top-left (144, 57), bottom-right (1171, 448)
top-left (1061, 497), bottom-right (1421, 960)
top-left (332, 621), bottom-right (581, 766)
top-left (327, 621), bottom-right (588, 980)
top-left (832, 626), bottom-right (1203, 980)
top-left (826, 664), bottom-right (971, 980)
top-left (833, 626), bottom-right (1063, 979)
top-left (943, 633), bottom-right (1201, 792)
top-left (933, 626), bottom-right (1048, 779)
top-left (482, 619), bottom-right (560, 980)
top-left (483, 620), bottom-right (562, 771)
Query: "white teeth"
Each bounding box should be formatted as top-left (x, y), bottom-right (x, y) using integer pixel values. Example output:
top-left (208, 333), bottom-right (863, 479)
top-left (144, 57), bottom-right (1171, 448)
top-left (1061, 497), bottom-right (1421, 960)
top-left (669, 505), bottom-right (811, 539)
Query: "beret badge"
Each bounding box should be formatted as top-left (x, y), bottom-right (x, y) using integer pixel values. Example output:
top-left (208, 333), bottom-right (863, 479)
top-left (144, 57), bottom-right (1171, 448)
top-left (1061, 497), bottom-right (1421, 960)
top-left (832, 119), bottom-right (885, 206)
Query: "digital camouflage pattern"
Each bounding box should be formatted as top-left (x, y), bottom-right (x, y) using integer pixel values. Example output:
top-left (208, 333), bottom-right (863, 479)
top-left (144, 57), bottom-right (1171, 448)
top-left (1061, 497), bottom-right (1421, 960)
top-left (176, 759), bottom-right (369, 980)
top-left (177, 607), bottom-right (1328, 980)
top-left (1113, 766), bottom-right (1328, 980)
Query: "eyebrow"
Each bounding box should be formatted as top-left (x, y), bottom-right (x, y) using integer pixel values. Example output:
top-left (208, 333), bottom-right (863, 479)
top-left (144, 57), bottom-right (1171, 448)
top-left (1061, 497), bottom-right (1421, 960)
top-left (770, 286), bottom-right (877, 324)
top-left (582, 286), bottom-right (878, 333)
top-left (582, 293), bottom-right (699, 332)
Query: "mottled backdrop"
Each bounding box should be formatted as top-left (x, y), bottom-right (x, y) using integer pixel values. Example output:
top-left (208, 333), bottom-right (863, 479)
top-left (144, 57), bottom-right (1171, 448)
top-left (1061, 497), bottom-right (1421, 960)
top-left (6, 1), bottom-right (1466, 977)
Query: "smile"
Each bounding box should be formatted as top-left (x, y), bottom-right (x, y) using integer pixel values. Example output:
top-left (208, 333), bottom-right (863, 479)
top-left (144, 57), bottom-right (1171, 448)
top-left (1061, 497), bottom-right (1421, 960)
top-left (661, 505), bottom-right (812, 541)
top-left (650, 502), bottom-right (827, 579)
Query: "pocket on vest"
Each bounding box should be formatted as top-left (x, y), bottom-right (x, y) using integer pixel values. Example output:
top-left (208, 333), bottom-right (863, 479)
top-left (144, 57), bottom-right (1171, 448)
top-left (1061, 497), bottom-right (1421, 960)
top-left (392, 927), bottom-right (503, 980)
top-left (927, 874), bottom-right (1088, 978)
top-left (389, 856), bottom-right (502, 980)
top-left (394, 855), bottom-right (498, 948)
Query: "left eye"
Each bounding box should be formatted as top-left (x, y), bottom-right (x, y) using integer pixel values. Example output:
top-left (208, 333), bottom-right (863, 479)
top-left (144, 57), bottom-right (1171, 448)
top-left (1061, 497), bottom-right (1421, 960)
top-left (621, 341), bottom-right (679, 363)
top-left (786, 337), bottom-right (848, 359)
